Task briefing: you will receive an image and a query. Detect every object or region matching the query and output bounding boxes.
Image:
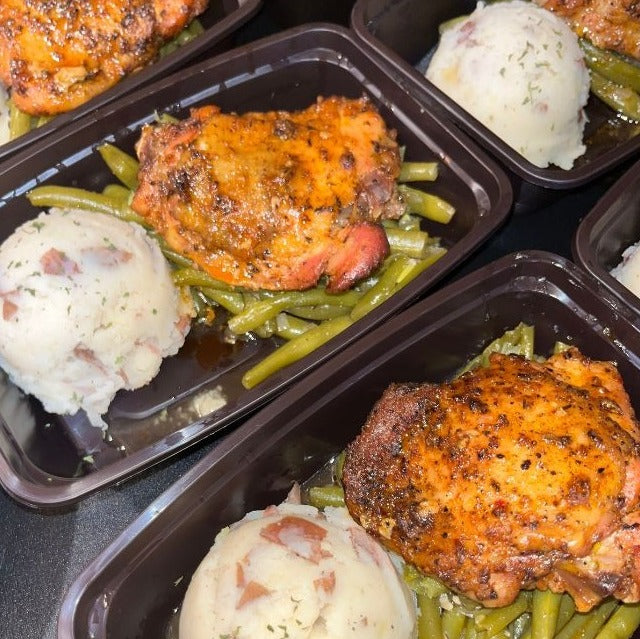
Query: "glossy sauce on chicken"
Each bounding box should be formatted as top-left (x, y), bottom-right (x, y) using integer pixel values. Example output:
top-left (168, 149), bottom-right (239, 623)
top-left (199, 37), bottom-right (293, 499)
top-left (131, 96), bottom-right (404, 292)
top-left (343, 348), bottom-right (640, 611)
top-left (0, 0), bottom-right (208, 116)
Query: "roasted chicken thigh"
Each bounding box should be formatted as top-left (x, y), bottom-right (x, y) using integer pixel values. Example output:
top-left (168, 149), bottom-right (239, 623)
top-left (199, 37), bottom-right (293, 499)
top-left (343, 348), bottom-right (640, 611)
top-left (131, 96), bottom-right (404, 292)
top-left (535, 0), bottom-right (640, 60)
top-left (0, 0), bottom-right (208, 116)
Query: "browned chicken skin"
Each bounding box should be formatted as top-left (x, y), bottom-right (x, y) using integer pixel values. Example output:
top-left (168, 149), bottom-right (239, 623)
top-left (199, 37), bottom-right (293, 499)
top-left (131, 96), bottom-right (405, 292)
top-left (0, 0), bottom-right (208, 116)
top-left (535, 0), bottom-right (640, 60)
top-left (343, 348), bottom-right (640, 611)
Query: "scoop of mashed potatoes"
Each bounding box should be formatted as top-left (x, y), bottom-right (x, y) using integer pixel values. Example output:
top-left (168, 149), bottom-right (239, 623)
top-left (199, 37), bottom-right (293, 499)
top-left (612, 241), bottom-right (640, 298)
top-left (426, 0), bottom-right (590, 170)
top-left (179, 503), bottom-right (417, 639)
top-left (0, 208), bottom-right (193, 427)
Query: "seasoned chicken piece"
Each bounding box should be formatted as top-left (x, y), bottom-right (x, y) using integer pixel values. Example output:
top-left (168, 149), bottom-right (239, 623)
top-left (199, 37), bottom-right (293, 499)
top-left (131, 96), bottom-right (404, 292)
top-left (342, 348), bottom-right (640, 611)
top-left (535, 0), bottom-right (640, 60)
top-left (0, 0), bottom-right (208, 116)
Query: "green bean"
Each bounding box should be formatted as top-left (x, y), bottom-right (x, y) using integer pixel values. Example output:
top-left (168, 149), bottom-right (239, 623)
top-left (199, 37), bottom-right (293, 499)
top-left (556, 594), bottom-right (577, 634)
top-left (349, 249), bottom-right (446, 322)
top-left (553, 341), bottom-right (572, 356)
top-left (254, 318), bottom-right (276, 339)
top-left (555, 601), bottom-right (618, 639)
top-left (241, 315), bottom-right (353, 389)
top-left (307, 484), bottom-right (345, 509)
top-left (458, 322), bottom-right (535, 375)
top-left (157, 112), bottom-right (180, 124)
top-left (102, 183), bottom-right (131, 203)
top-left (398, 184), bottom-right (456, 224)
top-left (464, 615), bottom-right (485, 639)
top-left (188, 18), bottom-right (205, 36)
top-left (350, 255), bottom-right (414, 321)
top-left (443, 607), bottom-right (469, 639)
top-left (404, 565), bottom-right (450, 598)
top-left (228, 289), bottom-right (361, 335)
top-left (157, 243), bottom-right (194, 268)
top-left (160, 41), bottom-right (179, 56)
top-left (201, 288), bottom-right (245, 314)
top-left (401, 247), bottom-right (447, 283)
top-left (419, 594), bottom-right (444, 639)
top-left (9, 99), bottom-right (34, 140)
top-left (580, 39), bottom-right (640, 94)
top-left (160, 18), bottom-right (204, 56)
top-left (191, 289), bottom-right (216, 322)
top-left (386, 227), bottom-right (433, 259)
top-left (475, 592), bottom-right (530, 637)
top-left (398, 213), bottom-right (422, 231)
top-left (589, 72), bottom-right (640, 122)
top-left (333, 451), bottom-right (346, 483)
top-left (574, 601), bottom-right (619, 639)
top-left (174, 18), bottom-right (204, 44)
top-left (28, 185), bottom-right (125, 217)
top-left (595, 603), bottom-right (640, 639)
top-left (555, 611), bottom-right (593, 639)
top-left (27, 185), bottom-right (152, 229)
top-left (511, 612), bottom-right (532, 639)
top-left (97, 143), bottom-right (140, 190)
top-left (36, 115), bottom-right (54, 128)
top-left (287, 304), bottom-right (352, 320)
top-left (399, 161), bottom-right (439, 183)
top-left (532, 590), bottom-right (563, 639)
top-left (171, 267), bottom-right (232, 291)
top-left (274, 313), bottom-right (315, 340)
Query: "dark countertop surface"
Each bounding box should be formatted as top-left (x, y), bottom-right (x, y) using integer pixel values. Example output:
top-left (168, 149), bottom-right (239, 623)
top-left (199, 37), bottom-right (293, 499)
top-left (0, 3), bottom-right (631, 638)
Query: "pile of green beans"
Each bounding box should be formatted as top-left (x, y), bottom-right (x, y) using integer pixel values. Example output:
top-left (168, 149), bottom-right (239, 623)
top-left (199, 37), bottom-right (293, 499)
top-left (579, 39), bottom-right (640, 122)
top-left (4, 19), bottom-right (204, 142)
top-left (26, 141), bottom-right (453, 389)
top-left (306, 325), bottom-right (640, 639)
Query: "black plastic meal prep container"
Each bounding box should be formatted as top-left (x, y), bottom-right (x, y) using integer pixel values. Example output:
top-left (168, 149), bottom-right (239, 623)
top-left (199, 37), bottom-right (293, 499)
top-left (0, 24), bottom-right (512, 508)
top-left (351, 0), bottom-right (640, 202)
top-left (58, 249), bottom-right (640, 638)
top-left (0, 0), bottom-right (262, 163)
top-left (573, 157), bottom-right (640, 323)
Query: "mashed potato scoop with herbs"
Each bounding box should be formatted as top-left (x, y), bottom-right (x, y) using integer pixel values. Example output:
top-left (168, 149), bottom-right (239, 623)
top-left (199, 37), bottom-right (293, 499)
top-left (426, 0), bottom-right (590, 170)
top-left (0, 208), bottom-right (193, 427)
top-left (612, 241), bottom-right (640, 298)
top-left (179, 503), bottom-right (417, 639)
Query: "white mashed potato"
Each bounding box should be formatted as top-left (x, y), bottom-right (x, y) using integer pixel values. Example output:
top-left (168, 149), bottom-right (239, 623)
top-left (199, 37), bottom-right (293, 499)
top-left (180, 503), bottom-right (417, 639)
top-left (0, 85), bottom-right (10, 146)
top-left (426, 0), bottom-right (590, 169)
top-left (0, 208), bottom-right (193, 427)
top-left (612, 241), bottom-right (640, 298)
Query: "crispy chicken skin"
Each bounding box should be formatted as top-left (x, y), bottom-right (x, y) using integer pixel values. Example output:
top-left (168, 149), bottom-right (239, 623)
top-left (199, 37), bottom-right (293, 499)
top-left (534, 0), bottom-right (640, 60)
top-left (131, 96), bottom-right (404, 292)
top-left (342, 348), bottom-right (640, 611)
top-left (0, 0), bottom-right (208, 116)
